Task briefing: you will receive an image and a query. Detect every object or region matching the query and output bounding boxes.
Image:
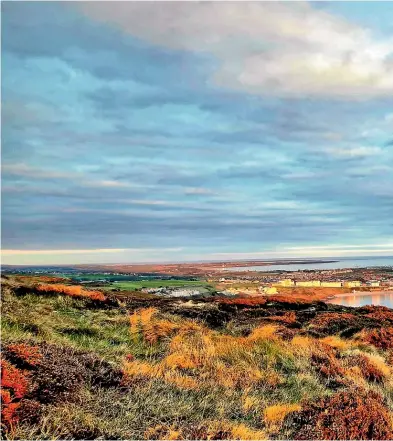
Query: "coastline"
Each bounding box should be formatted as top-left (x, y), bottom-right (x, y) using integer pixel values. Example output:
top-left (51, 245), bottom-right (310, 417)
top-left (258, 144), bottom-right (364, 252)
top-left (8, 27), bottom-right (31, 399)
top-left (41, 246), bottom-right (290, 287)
top-left (326, 290), bottom-right (393, 303)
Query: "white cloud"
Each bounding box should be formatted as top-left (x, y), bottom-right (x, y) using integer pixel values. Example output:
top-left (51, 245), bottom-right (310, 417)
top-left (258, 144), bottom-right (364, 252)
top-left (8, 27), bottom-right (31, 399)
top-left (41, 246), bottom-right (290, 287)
top-left (287, 243), bottom-right (393, 251)
top-left (93, 180), bottom-right (134, 189)
top-left (79, 2), bottom-right (393, 99)
top-left (2, 248), bottom-right (128, 255)
top-left (2, 163), bottom-right (146, 191)
top-left (2, 163), bottom-right (73, 180)
top-left (184, 187), bottom-right (215, 195)
top-left (326, 146), bottom-right (382, 158)
top-left (211, 243), bottom-right (393, 259)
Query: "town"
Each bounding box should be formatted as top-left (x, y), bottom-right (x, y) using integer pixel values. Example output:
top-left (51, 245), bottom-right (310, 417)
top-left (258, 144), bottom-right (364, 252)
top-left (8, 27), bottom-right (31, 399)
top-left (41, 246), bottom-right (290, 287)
top-left (212, 266), bottom-right (393, 297)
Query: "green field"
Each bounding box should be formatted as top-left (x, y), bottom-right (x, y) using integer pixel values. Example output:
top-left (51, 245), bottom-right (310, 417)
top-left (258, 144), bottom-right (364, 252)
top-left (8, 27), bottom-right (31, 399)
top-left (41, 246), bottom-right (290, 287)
top-left (104, 279), bottom-right (210, 290)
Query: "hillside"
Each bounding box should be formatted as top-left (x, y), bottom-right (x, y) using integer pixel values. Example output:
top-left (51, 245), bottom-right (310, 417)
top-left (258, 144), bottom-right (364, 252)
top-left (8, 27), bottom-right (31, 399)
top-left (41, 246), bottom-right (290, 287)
top-left (1, 275), bottom-right (393, 440)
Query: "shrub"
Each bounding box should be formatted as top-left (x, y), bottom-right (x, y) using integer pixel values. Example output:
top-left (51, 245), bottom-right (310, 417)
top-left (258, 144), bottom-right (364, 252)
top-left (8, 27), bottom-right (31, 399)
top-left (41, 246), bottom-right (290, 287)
top-left (36, 283), bottom-right (106, 302)
top-left (216, 296), bottom-right (267, 307)
top-left (1, 359), bottom-right (30, 429)
top-left (4, 343), bottom-right (42, 368)
top-left (292, 389), bottom-right (393, 440)
top-left (32, 344), bottom-right (122, 403)
top-left (348, 354), bottom-right (390, 383)
top-left (265, 311), bottom-right (297, 325)
top-left (311, 345), bottom-right (344, 384)
top-left (359, 327), bottom-right (393, 350)
top-left (360, 305), bottom-right (393, 323)
top-left (309, 312), bottom-right (358, 335)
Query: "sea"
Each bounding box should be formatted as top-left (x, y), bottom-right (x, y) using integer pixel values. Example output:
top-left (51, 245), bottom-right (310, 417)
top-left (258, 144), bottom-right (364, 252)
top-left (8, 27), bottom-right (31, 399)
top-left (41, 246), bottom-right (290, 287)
top-left (225, 255), bottom-right (393, 308)
top-left (225, 256), bottom-right (393, 272)
top-left (327, 292), bottom-right (393, 308)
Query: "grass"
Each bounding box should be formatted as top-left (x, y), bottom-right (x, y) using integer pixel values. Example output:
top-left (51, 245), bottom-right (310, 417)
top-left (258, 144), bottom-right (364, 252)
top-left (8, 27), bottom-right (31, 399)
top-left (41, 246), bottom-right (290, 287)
top-left (1, 286), bottom-right (164, 363)
top-left (2, 277), bottom-right (393, 440)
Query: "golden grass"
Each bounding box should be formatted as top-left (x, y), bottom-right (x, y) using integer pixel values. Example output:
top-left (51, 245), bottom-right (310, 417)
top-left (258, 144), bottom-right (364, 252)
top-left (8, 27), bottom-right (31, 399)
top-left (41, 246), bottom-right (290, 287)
top-left (264, 403), bottom-right (302, 430)
top-left (230, 422), bottom-right (266, 440)
top-left (363, 353), bottom-right (391, 378)
top-left (242, 394), bottom-right (259, 413)
top-left (320, 335), bottom-right (351, 351)
top-left (125, 310), bottom-right (287, 391)
top-left (122, 307), bottom-right (393, 439)
top-left (130, 308), bottom-right (180, 343)
top-left (144, 420), bottom-right (267, 440)
top-left (144, 424), bottom-right (183, 440)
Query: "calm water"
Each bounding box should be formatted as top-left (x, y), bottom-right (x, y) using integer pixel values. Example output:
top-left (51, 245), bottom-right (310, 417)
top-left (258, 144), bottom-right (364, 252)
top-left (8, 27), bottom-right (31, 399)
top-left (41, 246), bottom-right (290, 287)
top-left (327, 292), bottom-right (393, 308)
top-left (226, 256), bottom-right (393, 272)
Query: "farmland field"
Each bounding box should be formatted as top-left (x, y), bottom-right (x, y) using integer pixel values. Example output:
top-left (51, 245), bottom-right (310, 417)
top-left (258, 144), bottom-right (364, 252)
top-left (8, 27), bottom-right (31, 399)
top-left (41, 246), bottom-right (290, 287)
top-left (102, 279), bottom-right (210, 290)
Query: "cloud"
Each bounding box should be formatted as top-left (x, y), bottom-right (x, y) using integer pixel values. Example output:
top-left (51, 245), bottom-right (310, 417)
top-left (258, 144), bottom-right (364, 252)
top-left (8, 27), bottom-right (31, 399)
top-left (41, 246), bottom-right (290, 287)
top-left (2, 163), bottom-right (148, 192)
top-left (2, 248), bottom-right (127, 255)
top-left (2, 247), bottom-right (183, 256)
top-left (211, 243), bottom-right (393, 259)
top-left (2, 163), bottom-right (74, 180)
top-left (184, 187), bottom-right (215, 196)
top-left (326, 146), bottom-right (382, 158)
top-left (80, 2), bottom-right (393, 98)
top-left (2, 2), bottom-right (393, 264)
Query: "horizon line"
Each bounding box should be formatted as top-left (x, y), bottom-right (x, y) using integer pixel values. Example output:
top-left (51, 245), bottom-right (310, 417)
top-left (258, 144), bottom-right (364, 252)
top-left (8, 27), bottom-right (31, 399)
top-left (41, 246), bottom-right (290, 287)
top-left (2, 254), bottom-right (393, 268)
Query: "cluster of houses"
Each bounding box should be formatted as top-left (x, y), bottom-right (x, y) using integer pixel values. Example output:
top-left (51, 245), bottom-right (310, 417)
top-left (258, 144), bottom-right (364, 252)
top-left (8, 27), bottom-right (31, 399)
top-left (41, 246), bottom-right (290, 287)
top-left (222, 278), bottom-right (384, 297)
top-left (274, 279), bottom-right (381, 288)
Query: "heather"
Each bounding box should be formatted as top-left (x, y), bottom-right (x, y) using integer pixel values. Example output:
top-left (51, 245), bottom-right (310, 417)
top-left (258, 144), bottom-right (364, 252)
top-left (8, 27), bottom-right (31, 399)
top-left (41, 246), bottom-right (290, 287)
top-left (1, 276), bottom-right (393, 440)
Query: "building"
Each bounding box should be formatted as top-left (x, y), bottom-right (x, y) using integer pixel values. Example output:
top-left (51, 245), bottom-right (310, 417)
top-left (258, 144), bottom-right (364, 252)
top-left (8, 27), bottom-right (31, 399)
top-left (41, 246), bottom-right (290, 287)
top-left (343, 281), bottom-right (362, 288)
top-left (367, 281), bottom-right (380, 287)
top-left (274, 279), bottom-right (294, 287)
top-left (296, 280), bottom-right (321, 287)
top-left (320, 282), bottom-right (342, 288)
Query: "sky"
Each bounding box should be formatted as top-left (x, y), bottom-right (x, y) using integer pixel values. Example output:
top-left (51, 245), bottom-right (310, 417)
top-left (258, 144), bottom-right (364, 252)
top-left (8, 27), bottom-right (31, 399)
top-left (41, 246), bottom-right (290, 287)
top-left (2, 1), bottom-right (393, 265)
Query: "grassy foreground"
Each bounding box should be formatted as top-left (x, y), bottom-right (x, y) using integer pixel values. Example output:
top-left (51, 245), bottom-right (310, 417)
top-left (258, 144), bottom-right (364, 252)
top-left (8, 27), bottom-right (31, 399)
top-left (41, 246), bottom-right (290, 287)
top-left (1, 275), bottom-right (393, 440)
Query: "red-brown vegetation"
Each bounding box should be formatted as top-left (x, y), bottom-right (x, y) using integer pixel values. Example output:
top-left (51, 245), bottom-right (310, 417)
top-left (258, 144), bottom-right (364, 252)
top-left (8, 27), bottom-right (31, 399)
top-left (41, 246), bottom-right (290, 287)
top-left (216, 295), bottom-right (316, 307)
top-left (1, 359), bottom-right (30, 429)
top-left (275, 286), bottom-right (346, 302)
top-left (5, 343), bottom-right (42, 367)
top-left (216, 296), bottom-right (268, 306)
top-left (1, 342), bottom-right (123, 436)
top-left (360, 327), bottom-right (393, 350)
top-left (309, 312), bottom-right (358, 334)
top-left (311, 345), bottom-right (345, 386)
top-left (360, 305), bottom-right (393, 323)
top-left (265, 311), bottom-right (297, 325)
top-left (36, 283), bottom-right (106, 302)
top-left (293, 390), bottom-right (393, 440)
top-left (349, 354), bottom-right (389, 383)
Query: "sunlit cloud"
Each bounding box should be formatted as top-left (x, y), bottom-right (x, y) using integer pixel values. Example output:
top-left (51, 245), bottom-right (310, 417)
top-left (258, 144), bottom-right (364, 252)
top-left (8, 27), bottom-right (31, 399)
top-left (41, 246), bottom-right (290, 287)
top-left (80, 2), bottom-right (393, 98)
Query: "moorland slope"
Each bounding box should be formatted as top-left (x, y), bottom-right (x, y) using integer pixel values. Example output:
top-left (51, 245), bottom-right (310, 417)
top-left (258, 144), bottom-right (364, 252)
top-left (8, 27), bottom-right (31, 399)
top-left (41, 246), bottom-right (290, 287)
top-left (1, 276), bottom-right (393, 440)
